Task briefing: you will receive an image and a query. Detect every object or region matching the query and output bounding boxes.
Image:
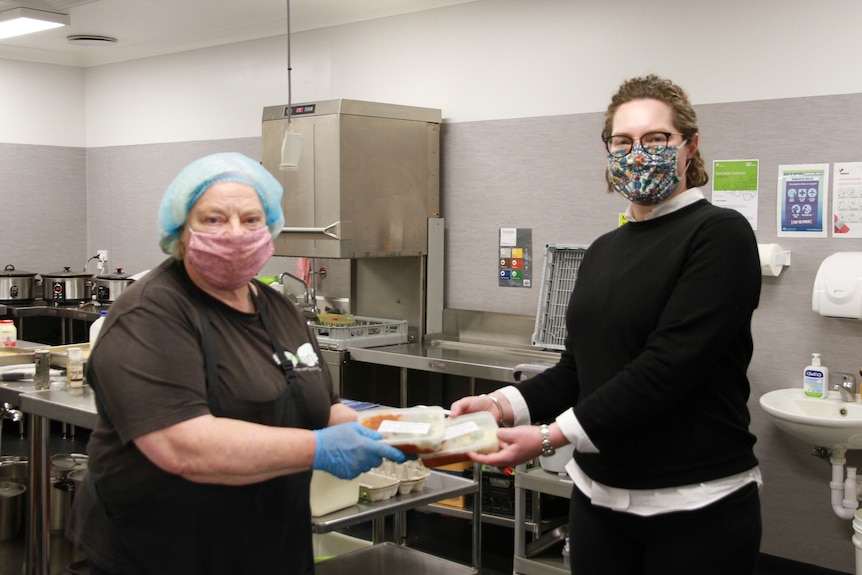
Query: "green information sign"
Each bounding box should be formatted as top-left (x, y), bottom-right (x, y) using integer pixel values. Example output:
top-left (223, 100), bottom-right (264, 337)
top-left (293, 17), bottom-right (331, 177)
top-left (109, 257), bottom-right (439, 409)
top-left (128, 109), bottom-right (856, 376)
top-left (714, 160), bottom-right (759, 191)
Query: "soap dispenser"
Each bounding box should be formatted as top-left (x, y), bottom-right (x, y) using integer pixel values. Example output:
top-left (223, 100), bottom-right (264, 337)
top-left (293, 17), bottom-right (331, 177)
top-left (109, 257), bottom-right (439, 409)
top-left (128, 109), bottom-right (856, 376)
top-left (803, 353), bottom-right (829, 398)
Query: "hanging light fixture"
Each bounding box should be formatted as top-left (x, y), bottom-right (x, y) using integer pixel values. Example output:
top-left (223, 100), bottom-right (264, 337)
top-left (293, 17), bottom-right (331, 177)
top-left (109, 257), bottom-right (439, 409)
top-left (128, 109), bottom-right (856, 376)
top-left (0, 7), bottom-right (69, 40)
top-left (280, 0), bottom-right (302, 169)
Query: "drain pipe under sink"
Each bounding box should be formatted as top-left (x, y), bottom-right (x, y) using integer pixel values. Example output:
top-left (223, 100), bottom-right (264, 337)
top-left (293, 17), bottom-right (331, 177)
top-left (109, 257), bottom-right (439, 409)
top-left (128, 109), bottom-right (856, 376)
top-left (827, 449), bottom-right (862, 575)
top-left (830, 449), bottom-right (858, 520)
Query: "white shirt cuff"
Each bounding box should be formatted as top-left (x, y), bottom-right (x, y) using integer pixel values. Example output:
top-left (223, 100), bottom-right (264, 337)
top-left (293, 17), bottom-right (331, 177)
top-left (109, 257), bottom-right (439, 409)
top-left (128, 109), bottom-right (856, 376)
top-left (497, 385), bottom-right (531, 427)
top-left (556, 408), bottom-right (598, 453)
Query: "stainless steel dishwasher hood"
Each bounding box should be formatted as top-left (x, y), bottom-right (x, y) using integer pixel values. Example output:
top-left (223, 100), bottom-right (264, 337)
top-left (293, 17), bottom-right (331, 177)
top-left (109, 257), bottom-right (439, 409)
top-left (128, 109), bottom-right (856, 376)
top-left (262, 99), bottom-right (441, 259)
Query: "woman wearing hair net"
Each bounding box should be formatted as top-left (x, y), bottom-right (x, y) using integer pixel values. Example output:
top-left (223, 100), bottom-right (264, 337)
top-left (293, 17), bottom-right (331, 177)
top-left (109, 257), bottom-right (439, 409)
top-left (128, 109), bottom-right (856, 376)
top-left (69, 153), bottom-right (405, 575)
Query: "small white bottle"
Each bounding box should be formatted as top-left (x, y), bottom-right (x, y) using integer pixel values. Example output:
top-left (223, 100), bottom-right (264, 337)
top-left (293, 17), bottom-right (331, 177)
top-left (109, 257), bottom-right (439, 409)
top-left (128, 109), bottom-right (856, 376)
top-left (0, 319), bottom-right (16, 347)
top-left (89, 310), bottom-right (108, 346)
top-left (803, 353), bottom-right (829, 398)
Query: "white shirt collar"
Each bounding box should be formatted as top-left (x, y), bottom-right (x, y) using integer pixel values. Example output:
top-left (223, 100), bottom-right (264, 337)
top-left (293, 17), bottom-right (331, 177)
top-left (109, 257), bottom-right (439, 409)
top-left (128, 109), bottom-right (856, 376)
top-left (623, 187), bottom-right (705, 222)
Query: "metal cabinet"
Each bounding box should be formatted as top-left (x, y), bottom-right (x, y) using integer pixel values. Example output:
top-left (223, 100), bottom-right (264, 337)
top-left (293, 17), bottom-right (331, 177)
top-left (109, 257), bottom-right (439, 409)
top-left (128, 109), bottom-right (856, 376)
top-left (513, 466), bottom-right (572, 575)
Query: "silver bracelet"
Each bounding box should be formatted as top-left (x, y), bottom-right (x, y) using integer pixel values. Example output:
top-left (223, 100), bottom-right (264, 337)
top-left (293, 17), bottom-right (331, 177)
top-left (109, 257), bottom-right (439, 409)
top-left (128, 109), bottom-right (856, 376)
top-left (481, 394), bottom-right (506, 427)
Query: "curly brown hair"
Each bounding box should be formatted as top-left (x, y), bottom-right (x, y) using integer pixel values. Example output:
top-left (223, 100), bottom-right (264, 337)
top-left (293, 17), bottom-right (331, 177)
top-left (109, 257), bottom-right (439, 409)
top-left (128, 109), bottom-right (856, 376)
top-left (602, 75), bottom-right (708, 192)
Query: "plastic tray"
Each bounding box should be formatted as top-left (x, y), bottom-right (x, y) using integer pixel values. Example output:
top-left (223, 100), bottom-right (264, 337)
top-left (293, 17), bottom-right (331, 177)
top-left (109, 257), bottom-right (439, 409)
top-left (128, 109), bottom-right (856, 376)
top-left (357, 406), bottom-right (446, 454)
top-left (310, 316), bottom-right (408, 350)
top-left (420, 411), bottom-right (499, 467)
top-left (532, 244), bottom-right (589, 350)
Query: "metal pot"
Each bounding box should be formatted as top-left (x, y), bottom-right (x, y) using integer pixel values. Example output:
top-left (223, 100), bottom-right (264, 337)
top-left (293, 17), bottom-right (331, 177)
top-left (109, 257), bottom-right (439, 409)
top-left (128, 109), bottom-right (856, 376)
top-left (95, 268), bottom-right (134, 304)
top-left (41, 267), bottom-right (93, 304)
top-left (0, 265), bottom-right (37, 303)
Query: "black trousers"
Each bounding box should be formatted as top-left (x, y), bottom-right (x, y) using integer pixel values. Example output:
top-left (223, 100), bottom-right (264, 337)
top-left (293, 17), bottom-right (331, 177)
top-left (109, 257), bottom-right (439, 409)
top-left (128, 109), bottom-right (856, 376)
top-left (568, 481), bottom-right (761, 575)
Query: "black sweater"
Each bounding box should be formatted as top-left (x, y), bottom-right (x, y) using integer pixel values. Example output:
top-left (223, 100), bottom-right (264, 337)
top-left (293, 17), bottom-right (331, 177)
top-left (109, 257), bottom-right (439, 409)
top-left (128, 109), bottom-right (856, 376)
top-left (520, 199), bottom-right (761, 489)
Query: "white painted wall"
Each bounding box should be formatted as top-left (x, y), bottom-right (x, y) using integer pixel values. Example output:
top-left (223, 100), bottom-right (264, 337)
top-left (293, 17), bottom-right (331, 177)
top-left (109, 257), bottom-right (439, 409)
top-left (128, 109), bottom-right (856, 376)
top-left (0, 59), bottom-right (84, 146)
top-left (6, 0), bottom-right (851, 148)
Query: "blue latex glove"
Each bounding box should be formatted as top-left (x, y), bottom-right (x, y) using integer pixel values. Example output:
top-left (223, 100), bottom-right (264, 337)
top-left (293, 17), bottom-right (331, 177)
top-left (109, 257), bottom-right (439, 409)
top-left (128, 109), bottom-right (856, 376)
top-left (313, 422), bottom-right (407, 479)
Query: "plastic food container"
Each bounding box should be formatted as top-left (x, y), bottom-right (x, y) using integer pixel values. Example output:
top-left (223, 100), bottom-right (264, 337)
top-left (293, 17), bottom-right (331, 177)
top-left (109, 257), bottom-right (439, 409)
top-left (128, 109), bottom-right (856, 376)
top-left (358, 472), bottom-right (400, 502)
top-left (357, 406), bottom-right (446, 454)
top-left (420, 411), bottom-right (500, 468)
top-left (309, 470), bottom-right (360, 516)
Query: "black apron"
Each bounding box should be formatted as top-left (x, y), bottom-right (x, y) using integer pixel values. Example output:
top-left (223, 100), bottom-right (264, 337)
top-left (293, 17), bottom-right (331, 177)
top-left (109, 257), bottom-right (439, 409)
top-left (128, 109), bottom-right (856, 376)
top-left (74, 287), bottom-right (317, 575)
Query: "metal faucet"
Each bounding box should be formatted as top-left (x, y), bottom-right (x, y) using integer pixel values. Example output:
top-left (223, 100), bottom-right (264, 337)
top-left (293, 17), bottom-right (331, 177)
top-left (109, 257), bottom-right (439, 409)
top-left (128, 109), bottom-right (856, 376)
top-left (834, 373), bottom-right (858, 403)
top-left (1, 402), bottom-right (23, 422)
top-left (279, 271), bottom-right (319, 314)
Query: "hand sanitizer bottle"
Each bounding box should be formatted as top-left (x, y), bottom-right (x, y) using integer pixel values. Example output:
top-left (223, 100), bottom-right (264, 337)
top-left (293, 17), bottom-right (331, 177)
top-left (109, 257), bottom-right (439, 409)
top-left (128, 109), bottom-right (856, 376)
top-left (803, 353), bottom-right (829, 398)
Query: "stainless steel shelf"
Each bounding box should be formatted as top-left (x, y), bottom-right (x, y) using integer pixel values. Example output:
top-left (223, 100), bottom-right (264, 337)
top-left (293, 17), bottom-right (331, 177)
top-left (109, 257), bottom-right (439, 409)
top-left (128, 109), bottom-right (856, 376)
top-left (315, 542), bottom-right (476, 575)
top-left (514, 466), bottom-right (572, 575)
top-left (514, 554), bottom-right (569, 575)
top-left (516, 466), bottom-right (573, 499)
top-left (311, 470), bottom-right (477, 534)
top-left (347, 338), bottom-right (558, 384)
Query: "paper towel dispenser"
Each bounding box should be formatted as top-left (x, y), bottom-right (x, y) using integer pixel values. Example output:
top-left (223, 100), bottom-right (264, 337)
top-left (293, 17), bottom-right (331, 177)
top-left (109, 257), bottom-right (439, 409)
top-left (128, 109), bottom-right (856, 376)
top-left (812, 252), bottom-right (862, 319)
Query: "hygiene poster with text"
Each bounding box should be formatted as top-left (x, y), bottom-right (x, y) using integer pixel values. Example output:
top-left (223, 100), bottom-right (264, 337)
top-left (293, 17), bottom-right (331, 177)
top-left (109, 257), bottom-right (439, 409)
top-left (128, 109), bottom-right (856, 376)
top-left (777, 164), bottom-right (829, 238)
top-left (499, 228), bottom-right (532, 288)
top-left (833, 161), bottom-right (862, 238)
top-left (712, 160), bottom-right (759, 229)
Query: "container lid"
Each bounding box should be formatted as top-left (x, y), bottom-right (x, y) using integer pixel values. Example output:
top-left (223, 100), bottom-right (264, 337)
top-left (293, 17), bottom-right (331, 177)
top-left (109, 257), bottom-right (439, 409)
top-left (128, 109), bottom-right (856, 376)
top-left (357, 406), bottom-right (446, 454)
top-left (1, 264), bottom-right (37, 277)
top-left (42, 267), bottom-right (92, 279)
top-left (97, 267), bottom-right (132, 280)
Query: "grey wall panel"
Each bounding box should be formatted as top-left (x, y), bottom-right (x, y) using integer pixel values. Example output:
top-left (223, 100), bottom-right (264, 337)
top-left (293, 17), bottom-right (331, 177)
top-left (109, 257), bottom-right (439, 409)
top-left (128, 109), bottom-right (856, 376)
top-left (0, 144), bottom-right (87, 274)
top-left (86, 138), bottom-right (262, 275)
top-left (442, 92), bottom-right (862, 572)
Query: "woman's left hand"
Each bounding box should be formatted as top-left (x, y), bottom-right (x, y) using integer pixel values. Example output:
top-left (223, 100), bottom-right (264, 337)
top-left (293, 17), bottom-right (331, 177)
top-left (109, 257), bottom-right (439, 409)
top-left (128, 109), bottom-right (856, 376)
top-left (467, 425), bottom-right (542, 468)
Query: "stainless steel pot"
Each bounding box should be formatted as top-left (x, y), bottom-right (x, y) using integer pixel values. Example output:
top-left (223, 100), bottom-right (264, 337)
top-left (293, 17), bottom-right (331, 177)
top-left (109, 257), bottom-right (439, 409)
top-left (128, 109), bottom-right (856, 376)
top-left (95, 268), bottom-right (134, 303)
top-left (0, 265), bottom-right (37, 303)
top-left (41, 267), bottom-right (93, 303)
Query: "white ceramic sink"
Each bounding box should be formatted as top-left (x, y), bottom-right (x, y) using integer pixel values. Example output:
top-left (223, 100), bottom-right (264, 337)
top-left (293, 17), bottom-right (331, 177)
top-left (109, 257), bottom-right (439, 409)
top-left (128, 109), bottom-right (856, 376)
top-left (759, 388), bottom-right (862, 449)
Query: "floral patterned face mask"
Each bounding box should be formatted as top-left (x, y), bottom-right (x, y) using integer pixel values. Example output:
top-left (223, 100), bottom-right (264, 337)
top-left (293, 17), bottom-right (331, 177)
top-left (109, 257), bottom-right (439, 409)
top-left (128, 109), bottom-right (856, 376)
top-left (607, 141), bottom-right (686, 206)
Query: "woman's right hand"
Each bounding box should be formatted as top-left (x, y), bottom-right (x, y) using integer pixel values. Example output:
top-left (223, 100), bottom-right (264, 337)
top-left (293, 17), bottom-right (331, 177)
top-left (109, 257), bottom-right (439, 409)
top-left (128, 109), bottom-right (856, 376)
top-left (312, 422), bottom-right (406, 479)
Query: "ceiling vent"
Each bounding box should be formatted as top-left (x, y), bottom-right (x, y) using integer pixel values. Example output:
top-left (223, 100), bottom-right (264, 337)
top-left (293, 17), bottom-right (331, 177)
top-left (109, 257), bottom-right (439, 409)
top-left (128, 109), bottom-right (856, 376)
top-left (67, 34), bottom-right (116, 45)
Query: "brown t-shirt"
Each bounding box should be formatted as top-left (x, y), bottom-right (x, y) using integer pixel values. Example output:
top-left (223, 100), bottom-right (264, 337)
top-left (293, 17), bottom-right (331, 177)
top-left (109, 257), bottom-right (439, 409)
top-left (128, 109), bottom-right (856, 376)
top-left (86, 257), bottom-right (336, 513)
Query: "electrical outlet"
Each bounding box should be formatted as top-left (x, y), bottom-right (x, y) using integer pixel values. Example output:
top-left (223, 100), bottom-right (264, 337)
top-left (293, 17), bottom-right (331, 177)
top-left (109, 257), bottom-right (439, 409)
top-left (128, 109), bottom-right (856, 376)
top-left (97, 249), bottom-right (108, 262)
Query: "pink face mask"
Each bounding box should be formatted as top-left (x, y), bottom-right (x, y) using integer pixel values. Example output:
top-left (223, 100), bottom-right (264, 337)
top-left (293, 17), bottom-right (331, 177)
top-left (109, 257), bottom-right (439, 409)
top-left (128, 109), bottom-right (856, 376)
top-left (185, 226), bottom-right (275, 291)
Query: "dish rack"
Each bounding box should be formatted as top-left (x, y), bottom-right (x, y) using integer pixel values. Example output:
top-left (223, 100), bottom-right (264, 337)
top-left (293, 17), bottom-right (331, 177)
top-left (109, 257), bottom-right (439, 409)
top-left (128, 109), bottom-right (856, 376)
top-left (531, 244), bottom-right (588, 350)
top-left (310, 315), bottom-right (408, 350)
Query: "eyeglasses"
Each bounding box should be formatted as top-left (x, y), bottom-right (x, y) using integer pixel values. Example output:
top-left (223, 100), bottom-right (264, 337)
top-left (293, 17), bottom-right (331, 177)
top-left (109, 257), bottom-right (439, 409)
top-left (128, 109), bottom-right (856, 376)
top-left (603, 131), bottom-right (684, 156)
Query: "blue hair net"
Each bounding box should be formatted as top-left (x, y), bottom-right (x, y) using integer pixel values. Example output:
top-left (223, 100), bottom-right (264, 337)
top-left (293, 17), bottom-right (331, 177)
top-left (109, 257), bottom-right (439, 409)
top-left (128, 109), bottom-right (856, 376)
top-left (157, 152), bottom-right (285, 255)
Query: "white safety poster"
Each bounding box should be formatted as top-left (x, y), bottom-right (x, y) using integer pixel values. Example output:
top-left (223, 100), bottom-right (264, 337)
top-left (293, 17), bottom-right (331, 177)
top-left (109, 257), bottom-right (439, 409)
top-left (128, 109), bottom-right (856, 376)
top-left (777, 163), bottom-right (829, 238)
top-left (833, 161), bottom-right (862, 238)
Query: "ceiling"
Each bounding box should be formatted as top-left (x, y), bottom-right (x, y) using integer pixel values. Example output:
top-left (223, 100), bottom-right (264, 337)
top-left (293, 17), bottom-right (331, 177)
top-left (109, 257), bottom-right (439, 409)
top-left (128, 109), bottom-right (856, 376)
top-left (0, 0), bottom-right (478, 67)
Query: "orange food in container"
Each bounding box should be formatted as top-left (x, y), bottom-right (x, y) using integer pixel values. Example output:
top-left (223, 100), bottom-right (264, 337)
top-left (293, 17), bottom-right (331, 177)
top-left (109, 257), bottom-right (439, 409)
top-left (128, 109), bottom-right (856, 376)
top-left (357, 406), bottom-right (446, 454)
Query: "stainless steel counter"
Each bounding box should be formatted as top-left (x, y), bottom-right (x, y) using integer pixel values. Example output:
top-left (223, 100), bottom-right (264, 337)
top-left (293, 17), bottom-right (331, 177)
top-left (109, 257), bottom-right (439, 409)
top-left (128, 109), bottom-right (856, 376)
top-left (3, 302), bottom-right (105, 322)
top-left (19, 387), bottom-right (98, 429)
top-left (347, 338), bottom-right (559, 384)
top-left (19, 387), bottom-right (98, 575)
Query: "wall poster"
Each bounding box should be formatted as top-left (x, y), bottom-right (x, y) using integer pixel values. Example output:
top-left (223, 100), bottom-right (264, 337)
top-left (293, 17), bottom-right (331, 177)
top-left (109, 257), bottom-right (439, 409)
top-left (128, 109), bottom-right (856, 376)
top-left (712, 160), bottom-right (759, 229)
top-left (499, 227), bottom-right (532, 288)
top-left (833, 161), bottom-right (862, 238)
top-left (777, 163), bottom-right (829, 238)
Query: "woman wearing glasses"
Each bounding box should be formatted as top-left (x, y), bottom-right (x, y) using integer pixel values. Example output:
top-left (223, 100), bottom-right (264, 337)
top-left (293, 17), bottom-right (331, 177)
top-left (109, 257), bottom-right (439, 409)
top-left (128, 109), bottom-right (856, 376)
top-left (451, 75), bottom-right (762, 574)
